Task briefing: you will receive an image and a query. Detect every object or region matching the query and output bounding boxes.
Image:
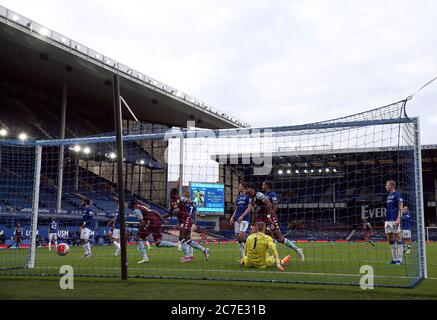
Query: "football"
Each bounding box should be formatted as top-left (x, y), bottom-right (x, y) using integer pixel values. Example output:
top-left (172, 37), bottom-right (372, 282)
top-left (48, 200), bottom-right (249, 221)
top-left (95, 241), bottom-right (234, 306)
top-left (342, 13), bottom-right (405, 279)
top-left (56, 243), bottom-right (70, 256)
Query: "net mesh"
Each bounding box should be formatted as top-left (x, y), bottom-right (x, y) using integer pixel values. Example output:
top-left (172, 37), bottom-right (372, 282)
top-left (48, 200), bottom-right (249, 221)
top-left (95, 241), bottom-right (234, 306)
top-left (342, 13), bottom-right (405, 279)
top-left (0, 100), bottom-right (426, 287)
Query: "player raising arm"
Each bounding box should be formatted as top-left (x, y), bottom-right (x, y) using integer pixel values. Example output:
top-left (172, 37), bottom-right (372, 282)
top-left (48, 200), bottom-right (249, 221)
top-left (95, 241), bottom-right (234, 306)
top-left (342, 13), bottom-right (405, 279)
top-left (243, 183), bottom-right (272, 234)
top-left (385, 180), bottom-right (404, 265)
top-left (130, 201), bottom-right (178, 263)
top-left (262, 181), bottom-right (304, 261)
top-left (168, 188), bottom-right (210, 263)
top-left (241, 222), bottom-right (290, 271)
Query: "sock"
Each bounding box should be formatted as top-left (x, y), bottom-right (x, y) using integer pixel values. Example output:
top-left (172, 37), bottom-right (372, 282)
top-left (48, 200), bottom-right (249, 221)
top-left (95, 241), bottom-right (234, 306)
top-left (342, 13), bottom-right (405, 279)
top-left (182, 242), bottom-right (191, 256)
top-left (86, 242), bottom-right (91, 255)
top-left (137, 241), bottom-right (148, 259)
top-left (157, 241), bottom-right (178, 247)
top-left (239, 242), bottom-right (245, 259)
top-left (397, 241), bottom-right (403, 262)
top-left (145, 241), bottom-right (151, 249)
top-left (113, 240), bottom-right (121, 251)
top-left (389, 241), bottom-right (396, 261)
top-left (187, 239), bottom-right (205, 252)
top-left (284, 238), bottom-right (300, 253)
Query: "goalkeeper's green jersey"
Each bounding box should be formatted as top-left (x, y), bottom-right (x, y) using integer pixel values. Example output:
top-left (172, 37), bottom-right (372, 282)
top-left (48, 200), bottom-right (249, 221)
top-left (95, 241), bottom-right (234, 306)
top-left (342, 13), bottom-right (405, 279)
top-left (244, 232), bottom-right (278, 267)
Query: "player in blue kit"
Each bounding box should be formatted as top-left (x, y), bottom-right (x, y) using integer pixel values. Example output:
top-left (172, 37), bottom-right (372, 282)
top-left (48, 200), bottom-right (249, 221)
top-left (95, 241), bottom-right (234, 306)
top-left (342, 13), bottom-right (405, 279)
top-left (229, 183), bottom-right (251, 259)
top-left (401, 206), bottom-right (412, 254)
top-left (80, 198), bottom-right (94, 258)
top-left (262, 181), bottom-right (305, 262)
top-left (385, 180), bottom-right (404, 265)
top-left (47, 218), bottom-right (58, 251)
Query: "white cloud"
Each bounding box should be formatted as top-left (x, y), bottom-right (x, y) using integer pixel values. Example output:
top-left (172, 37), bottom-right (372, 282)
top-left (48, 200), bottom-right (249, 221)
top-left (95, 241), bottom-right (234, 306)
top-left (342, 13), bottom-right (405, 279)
top-left (2, 0), bottom-right (437, 143)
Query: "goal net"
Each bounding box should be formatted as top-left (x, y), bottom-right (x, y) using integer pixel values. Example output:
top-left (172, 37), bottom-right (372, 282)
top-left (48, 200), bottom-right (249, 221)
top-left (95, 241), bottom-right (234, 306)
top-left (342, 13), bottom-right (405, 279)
top-left (0, 100), bottom-right (427, 287)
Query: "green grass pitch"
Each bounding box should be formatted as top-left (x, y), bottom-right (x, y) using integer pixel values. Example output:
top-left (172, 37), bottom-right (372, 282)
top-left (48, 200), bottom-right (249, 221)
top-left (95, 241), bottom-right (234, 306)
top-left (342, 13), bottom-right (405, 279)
top-left (1, 242), bottom-right (436, 299)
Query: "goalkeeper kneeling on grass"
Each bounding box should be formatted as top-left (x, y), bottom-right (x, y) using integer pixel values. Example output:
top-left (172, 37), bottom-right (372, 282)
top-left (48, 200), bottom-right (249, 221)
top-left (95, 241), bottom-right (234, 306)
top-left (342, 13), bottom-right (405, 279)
top-left (241, 222), bottom-right (290, 271)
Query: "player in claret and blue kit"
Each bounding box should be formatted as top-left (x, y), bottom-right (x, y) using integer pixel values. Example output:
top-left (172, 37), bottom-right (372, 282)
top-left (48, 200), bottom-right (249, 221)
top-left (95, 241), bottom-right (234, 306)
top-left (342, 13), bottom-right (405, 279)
top-left (384, 180), bottom-right (404, 265)
top-left (262, 181), bottom-right (304, 261)
top-left (130, 201), bottom-right (178, 263)
top-left (184, 191), bottom-right (197, 257)
top-left (47, 218), bottom-right (58, 251)
top-left (168, 188), bottom-right (210, 263)
top-left (229, 182), bottom-right (251, 260)
top-left (401, 206), bottom-right (412, 254)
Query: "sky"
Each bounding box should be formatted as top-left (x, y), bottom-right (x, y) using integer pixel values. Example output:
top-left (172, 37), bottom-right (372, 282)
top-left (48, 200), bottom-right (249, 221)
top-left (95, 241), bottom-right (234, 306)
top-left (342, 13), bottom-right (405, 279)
top-left (1, 0), bottom-right (437, 144)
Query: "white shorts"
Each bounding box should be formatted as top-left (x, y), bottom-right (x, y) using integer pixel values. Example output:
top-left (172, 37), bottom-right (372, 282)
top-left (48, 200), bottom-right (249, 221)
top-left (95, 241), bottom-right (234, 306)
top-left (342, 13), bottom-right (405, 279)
top-left (402, 230), bottom-right (412, 239)
top-left (48, 233), bottom-right (57, 242)
top-left (80, 228), bottom-right (91, 241)
top-left (112, 228), bottom-right (120, 240)
top-left (234, 221), bottom-right (249, 234)
top-left (385, 221), bottom-right (401, 234)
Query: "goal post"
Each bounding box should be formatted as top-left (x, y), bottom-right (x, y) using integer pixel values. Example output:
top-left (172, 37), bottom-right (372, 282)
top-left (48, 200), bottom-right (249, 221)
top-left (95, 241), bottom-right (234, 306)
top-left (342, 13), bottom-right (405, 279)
top-left (27, 145), bottom-right (42, 269)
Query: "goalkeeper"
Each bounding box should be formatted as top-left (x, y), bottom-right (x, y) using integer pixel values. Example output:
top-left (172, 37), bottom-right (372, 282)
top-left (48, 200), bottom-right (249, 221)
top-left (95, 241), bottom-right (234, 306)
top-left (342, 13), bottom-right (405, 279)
top-left (241, 222), bottom-right (290, 271)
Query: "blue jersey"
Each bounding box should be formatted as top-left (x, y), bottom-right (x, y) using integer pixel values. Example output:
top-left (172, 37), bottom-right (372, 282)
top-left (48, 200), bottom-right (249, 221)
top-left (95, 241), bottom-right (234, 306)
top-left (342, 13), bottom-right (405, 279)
top-left (83, 206), bottom-right (95, 230)
top-left (401, 212), bottom-right (412, 230)
top-left (49, 221), bottom-right (58, 233)
top-left (234, 193), bottom-right (250, 221)
top-left (112, 213), bottom-right (121, 229)
top-left (386, 192), bottom-right (403, 222)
